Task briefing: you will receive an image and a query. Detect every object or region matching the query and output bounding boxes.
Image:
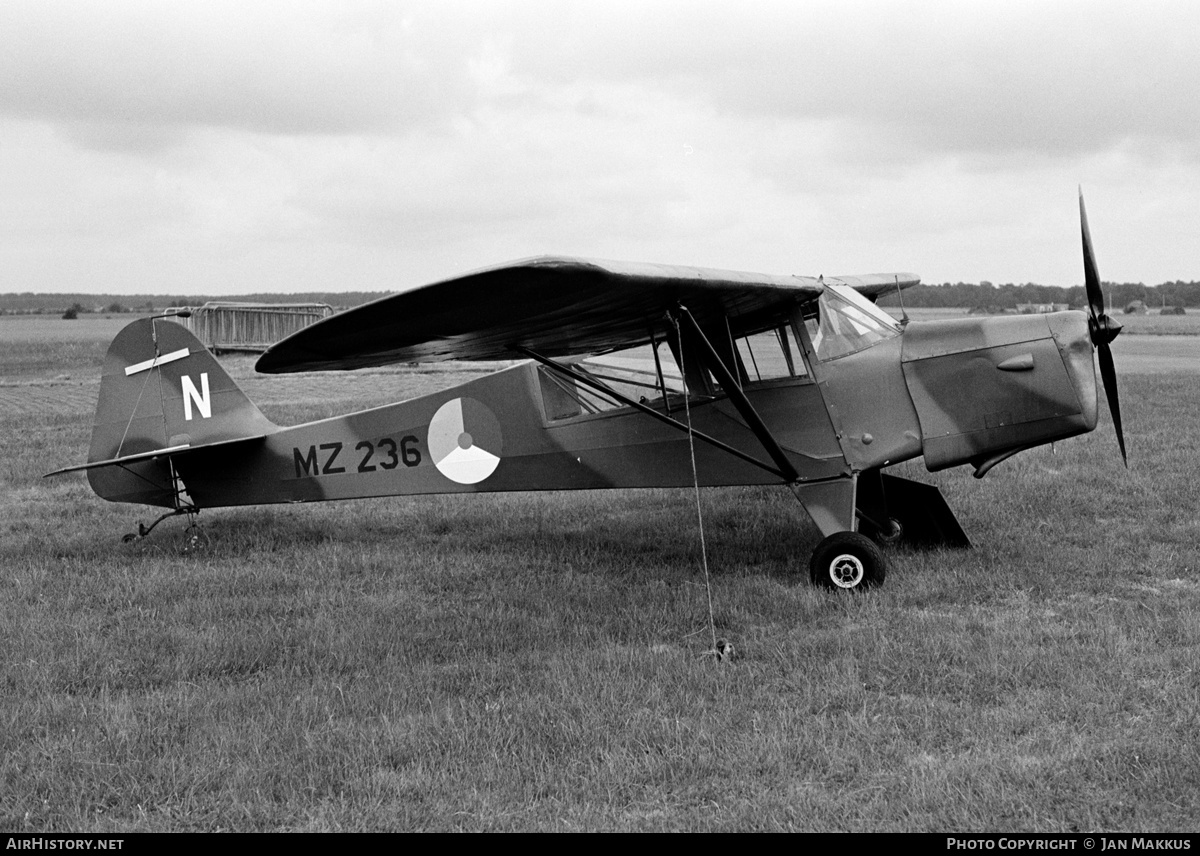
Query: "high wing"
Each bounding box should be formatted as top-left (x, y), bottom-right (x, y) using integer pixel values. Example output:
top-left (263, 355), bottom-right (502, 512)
top-left (257, 255), bottom-right (918, 373)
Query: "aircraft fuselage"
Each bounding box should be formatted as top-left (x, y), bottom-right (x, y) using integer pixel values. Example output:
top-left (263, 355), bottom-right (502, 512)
top-left (163, 310), bottom-right (1097, 509)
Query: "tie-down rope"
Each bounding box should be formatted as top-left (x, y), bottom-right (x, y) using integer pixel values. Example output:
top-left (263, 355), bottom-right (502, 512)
top-left (672, 310), bottom-right (723, 662)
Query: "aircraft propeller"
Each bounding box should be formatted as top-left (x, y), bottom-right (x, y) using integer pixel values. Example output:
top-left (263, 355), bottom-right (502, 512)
top-left (1079, 189), bottom-right (1127, 465)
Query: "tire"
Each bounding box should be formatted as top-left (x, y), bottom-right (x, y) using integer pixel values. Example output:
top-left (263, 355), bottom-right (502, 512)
top-left (809, 531), bottom-right (887, 591)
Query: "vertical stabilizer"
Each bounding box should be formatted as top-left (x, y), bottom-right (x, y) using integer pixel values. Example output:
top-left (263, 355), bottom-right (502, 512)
top-left (84, 317), bottom-right (277, 505)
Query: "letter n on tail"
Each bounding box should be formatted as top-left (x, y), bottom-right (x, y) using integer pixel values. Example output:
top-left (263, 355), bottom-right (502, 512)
top-left (182, 373), bottom-right (211, 421)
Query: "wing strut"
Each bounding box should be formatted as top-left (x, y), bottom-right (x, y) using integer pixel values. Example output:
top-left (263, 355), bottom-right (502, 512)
top-left (673, 306), bottom-right (801, 483)
top-left (513, 346), bottom-right (792, 480)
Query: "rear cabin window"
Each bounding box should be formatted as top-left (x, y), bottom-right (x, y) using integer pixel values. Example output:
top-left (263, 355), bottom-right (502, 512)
top-left (537, 343), bottom-right (687, 421)
top-left (732, 325), bottom-right (806, 383)
top-left (538, 324), bottom-right (809, 423)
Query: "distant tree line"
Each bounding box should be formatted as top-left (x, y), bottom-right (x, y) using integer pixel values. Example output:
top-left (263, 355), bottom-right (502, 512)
top-left (0, 292), bottom-right (390, 315)
top-left (877, 281), bottom-right (1200, 311)
top-left (5, 281), bottom-right (1199, 317)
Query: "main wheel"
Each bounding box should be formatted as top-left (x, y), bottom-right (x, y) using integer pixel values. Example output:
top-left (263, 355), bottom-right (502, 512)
top-left (809, 531), bottom-right (887, 591)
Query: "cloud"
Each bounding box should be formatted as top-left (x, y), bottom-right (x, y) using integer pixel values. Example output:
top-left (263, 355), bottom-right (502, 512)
top-left (8, 0), bottom-right (1196, 168)
top-left (0, 0), bottom-right (1197, 292)
top-left (0, 0), bottom-right (485, 142)
top-left (500, 0), bottom-right (1200, 163)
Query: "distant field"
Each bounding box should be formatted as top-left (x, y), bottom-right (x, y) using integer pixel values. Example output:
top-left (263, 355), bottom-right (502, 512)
top-left (879, 308), bottom-right (1199, 374)
top-left (1114, 311), bottom-right (1200, 335)
top-left (891, 305), bottom-right (1200, 334)
top-left (2, 314), bottom-right (1198, 831)
top-left (0, 313), bottom-right (136, 343)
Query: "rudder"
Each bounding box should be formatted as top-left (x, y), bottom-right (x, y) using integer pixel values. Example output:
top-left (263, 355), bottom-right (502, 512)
top-left (85, 317), bottom-right (277, 505)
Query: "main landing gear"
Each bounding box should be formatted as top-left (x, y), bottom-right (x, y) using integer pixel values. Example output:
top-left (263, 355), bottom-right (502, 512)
top-left (798, 470), bottom-right (972, 592)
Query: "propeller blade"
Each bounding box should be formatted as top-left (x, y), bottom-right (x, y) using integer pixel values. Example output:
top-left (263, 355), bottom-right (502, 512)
top-left (1096, 341), bottom-right (1128, 466)
top-left (1080, 188), bottom-right (1104, 321)
top-left (1080, 189), bottom-right (1127, 466)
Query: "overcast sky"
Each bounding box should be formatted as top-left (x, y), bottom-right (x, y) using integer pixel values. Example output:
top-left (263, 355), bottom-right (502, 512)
top-left (2, 0), bottom-right (1197, 295)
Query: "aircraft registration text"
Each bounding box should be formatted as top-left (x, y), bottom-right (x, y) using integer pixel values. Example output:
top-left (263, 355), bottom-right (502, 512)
top-left (292, 436), bottom-right (421, 478)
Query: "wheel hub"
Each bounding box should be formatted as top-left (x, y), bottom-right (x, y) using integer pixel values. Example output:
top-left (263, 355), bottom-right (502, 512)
top-left (828, 553), bottom-right (865, 588)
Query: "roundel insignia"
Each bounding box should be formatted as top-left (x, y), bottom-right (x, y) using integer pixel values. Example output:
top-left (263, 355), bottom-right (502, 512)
top-left (427, 397), bottom-right (502, 485)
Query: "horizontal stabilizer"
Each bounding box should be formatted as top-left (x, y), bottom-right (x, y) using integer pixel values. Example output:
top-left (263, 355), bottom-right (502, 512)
top-left (45, 434), bottom-right (266, 478)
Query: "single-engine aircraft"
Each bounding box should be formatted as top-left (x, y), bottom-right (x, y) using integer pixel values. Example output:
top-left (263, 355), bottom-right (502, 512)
top-left (49, 193), bottom-right (1125, 590)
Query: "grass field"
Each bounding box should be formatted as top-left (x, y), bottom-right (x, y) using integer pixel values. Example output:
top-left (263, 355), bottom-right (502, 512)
top-left (2, 317), bottom-right (1198, 831)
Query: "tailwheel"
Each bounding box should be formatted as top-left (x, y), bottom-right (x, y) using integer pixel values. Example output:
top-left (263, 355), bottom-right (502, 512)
top-left (809, 531), bottom-right (886, 591)
top-left (120, 505), bottom-right (201, 546)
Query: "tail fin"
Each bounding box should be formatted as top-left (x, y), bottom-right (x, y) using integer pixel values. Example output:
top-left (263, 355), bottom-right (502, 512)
top-left (51, 317), bottom-right (277, 506)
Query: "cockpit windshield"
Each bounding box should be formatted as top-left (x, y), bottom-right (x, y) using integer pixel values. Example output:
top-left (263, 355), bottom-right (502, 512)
top-left (809, 283), bottom-right (902, 361)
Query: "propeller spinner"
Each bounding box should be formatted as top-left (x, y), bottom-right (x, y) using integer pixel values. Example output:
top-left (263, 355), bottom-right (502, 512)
top-left (1079, 189), bottom-right (1127, 465)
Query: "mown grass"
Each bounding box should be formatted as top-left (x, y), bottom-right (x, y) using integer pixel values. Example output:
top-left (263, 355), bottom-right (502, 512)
top-left (1, 336), bottom-right (1197, 831)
